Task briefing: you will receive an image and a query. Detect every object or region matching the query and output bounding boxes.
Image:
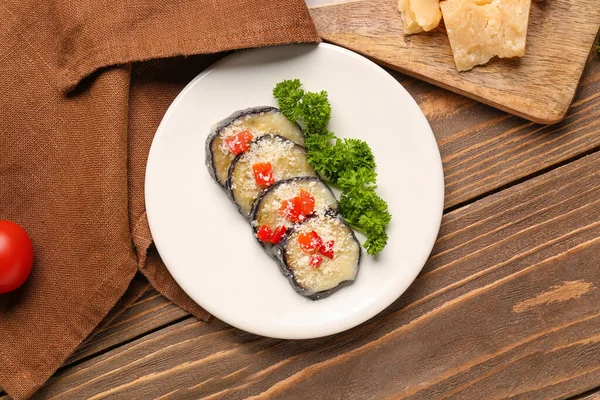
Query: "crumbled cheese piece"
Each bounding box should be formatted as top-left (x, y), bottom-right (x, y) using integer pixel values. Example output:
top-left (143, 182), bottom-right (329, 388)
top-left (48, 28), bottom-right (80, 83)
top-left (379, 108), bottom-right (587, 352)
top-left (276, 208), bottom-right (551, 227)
top-left (254, 179), bottom-right (337, 229)
top-left (230, 136), bottom-right (316, 216)
top-left (398, 0), bottom-right (441, 34)
top-left (285, 217), bottom-right (359, 293)
top-left (210, 109), bottom-right (304, 185)
top-left (440, 0), bottom-right (531, 71)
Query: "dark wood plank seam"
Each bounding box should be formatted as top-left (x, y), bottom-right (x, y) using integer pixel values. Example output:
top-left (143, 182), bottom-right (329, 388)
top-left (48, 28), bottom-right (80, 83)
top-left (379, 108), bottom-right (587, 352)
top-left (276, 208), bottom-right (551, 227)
top-left (447, 109), bottom-right (600, 195)
top-left (569, 385), bottom-right (600, 399)
top-left (442, 91), bottom-right (599, 171)
top-left (432, 176), bottom-right (598, 260)
top-left (445, 144), bottom-right (600, 213)
top-left (436, 318), bottom-right (600, 399)
top-left (55, 314), bottom-right (190, 375)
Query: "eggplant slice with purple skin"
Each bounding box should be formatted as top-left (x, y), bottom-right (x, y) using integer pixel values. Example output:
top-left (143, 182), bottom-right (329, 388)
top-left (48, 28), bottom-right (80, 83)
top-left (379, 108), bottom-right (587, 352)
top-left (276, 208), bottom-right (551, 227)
top-left (206, 107), bottom-right (361, 300)
top-left (272, 215), bottom-right (361, 300)
top-left (227, 135), bottom-right (316, 219)
top-left (206, 107), bottom-right (304, 187)
top-left (251, 176), bottom-right (338, 252)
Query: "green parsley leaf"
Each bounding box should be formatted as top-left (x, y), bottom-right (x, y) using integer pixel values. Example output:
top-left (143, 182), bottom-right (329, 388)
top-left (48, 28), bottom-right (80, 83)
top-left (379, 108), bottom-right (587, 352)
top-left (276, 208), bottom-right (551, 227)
top-left (273, 79), bottom-right (391, 255)
top-left (273, 79), bottom-right (304, 122)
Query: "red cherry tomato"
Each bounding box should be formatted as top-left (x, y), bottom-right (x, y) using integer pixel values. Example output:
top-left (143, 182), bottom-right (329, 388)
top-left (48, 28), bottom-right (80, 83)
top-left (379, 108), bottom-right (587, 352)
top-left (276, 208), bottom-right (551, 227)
top-left (0, 220), bottom-right (33, 294)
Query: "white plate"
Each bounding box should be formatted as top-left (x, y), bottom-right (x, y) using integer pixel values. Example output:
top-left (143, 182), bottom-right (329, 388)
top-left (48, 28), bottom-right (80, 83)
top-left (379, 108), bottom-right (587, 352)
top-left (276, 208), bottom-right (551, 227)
top-left (145, 43), bottom-right (444, 339)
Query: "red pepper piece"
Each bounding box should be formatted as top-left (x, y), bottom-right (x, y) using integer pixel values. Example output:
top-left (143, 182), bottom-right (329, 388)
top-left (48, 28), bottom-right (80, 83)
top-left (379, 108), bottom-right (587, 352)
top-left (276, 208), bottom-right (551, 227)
top-left (298, 230), bottom-right (323, 254)
top-left (270, 225), bottom-right (287, 245)
top-left (309, 254), bottom-right (323, 268)
top-left (319, 240), bottom-right (335, 259)
top-left (299, 189), bottom-right (315, 215)
top-left (279, 196), bottom-right (305, 223)
top-left (252, 162), bottom-right (275, 187)
top-left (239, 130), bottom-right (253, 142)
top-left (256, 225), bottom-right (273, 242)
top-left (225, 130), bottom-right (253, 155)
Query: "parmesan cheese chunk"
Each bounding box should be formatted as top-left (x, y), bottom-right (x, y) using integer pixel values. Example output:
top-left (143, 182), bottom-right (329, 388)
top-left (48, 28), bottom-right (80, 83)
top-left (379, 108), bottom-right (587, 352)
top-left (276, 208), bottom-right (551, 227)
top-left (398, 0), bottom-right (442, 34)
top-left (440, 0), bottom-right (531, 71)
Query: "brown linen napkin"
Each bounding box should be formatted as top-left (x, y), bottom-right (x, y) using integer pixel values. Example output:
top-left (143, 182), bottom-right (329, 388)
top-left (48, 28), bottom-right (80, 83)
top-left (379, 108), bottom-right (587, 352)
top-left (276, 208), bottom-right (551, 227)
top-left (0, 0), bottom-right (319, 398)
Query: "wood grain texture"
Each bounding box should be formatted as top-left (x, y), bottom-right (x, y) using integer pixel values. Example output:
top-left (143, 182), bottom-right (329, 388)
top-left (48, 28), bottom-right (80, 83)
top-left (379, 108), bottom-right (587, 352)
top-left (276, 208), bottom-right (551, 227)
top-left (402, 59), bottom-right (600, 207)
top-left (309, 0), bottom-right (600, 123)
top-left (63, 288), bottom-right (188, 367)
top-left (572, 387), bottom-right (600, 400)
top-left (32, 149), bottom-right (600, 399)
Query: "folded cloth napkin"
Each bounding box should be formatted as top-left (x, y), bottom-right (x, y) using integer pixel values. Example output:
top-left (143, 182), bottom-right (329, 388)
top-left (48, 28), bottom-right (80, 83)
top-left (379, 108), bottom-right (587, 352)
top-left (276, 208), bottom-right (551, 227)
top-left (0, 0), bottom-right (319, 397)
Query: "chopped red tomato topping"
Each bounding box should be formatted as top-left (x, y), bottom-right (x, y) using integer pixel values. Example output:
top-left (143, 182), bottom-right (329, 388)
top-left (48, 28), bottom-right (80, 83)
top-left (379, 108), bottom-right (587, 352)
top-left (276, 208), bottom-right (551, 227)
top-left (239, 130), bottom-right (253, 142)
top-left (279, 190), bottom-right (315, 223)
top-left (270, 226), bottom-right (287, 245)
top-left (298, 230), bottom-right (323, 254)
top-left (279, 196), bottom-right (305, 223)
top-left (319, 240), bottom-right (335, 259)
top-left (299, 189), bottom-right (315, 215)
top-left (309, 254), bottom-right (323, 268)
top-left (256, 225), bottom-right (273, 242)
top-left (252, 162), bottom-right (274, 187)
top-left (225, 130), bottom-right (253, 155)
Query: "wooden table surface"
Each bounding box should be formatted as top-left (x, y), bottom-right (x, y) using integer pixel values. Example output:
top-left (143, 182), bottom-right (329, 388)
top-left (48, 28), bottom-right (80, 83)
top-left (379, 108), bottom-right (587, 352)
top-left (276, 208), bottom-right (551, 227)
top-left (2, 51), bottom-right (599, 400)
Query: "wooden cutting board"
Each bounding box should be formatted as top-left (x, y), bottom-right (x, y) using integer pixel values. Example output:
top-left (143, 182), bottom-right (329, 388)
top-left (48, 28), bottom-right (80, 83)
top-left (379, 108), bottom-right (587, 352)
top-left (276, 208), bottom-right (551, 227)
top-left (308, 0), bottom-right (600, 124)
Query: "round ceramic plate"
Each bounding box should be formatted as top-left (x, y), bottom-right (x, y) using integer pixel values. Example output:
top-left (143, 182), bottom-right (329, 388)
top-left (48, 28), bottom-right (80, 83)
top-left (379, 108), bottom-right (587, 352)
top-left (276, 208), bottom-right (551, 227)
top-left (145, 43), bottom-right (444, 339)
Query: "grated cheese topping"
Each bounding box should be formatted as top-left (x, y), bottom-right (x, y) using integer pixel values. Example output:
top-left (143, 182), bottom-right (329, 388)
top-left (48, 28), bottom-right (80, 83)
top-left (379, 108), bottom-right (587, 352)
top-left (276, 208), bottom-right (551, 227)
top-left (254, 178), bottom-right (338, 229)
top-left (285, 216), bottom-right (360, 293)
top-left (230, 136), bottom-right (316, 216)
top-left (209, 110), bottom-right (304, 185)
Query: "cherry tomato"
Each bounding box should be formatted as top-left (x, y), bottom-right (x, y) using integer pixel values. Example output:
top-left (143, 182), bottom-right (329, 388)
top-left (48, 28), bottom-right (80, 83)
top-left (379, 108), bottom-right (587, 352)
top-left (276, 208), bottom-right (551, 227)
top-left (0, 220), bottom-right (33, 294)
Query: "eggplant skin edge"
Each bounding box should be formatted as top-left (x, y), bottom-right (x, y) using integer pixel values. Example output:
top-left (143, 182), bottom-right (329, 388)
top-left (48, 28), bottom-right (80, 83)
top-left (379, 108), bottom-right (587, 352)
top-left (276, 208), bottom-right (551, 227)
top-left (205, 106), bottom-right (301, 188)
top-left (225, 134), bottom-right (310, 219)
top-left (272, 215), bottom-right (362, 301)
top-left (249, 176), bottom-right (339, 248)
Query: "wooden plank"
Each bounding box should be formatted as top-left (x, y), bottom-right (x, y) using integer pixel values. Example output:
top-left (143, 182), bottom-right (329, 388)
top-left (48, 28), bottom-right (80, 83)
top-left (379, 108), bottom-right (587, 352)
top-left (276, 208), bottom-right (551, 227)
top-left (409, 57), bottom-right (600, 208)
top-left (309, 0), bottom-right (600, 123)
top-left (572, 387), bottom-right (600, 400)
top-left (63, 288), bottom-right (188, 367)
top-left (32, 149), bottom-right (600, 399)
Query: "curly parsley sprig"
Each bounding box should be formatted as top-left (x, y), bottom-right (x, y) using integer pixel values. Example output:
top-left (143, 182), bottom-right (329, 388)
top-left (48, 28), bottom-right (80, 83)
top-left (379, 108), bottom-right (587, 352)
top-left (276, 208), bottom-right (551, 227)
top-left (273, 79), bottom-right (391, 256)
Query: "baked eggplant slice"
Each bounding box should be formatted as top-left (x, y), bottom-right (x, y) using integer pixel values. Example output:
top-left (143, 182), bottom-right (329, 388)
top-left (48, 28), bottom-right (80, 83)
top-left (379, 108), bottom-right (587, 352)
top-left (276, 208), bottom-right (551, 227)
top-left (206, 107), bottom-right (304, 187)
top-left (227, 135), bottom-right (316, 218)
top-left (251, 177), bottom-right (338, 248)
top-left (274, 215), bottom-right (361, 300)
